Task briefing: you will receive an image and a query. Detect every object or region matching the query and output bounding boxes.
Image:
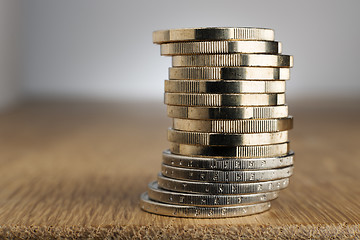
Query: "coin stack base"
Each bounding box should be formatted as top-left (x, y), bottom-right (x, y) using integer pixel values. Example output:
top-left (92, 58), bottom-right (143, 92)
top-left (141, 27), bottom-right (294, 218)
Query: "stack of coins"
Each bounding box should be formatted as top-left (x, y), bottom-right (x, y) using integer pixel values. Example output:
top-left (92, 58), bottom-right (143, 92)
top-left (140, 27), bottom-right (294, 218)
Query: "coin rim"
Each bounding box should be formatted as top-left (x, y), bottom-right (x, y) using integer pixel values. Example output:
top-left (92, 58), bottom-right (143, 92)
top-left (147, 181), bottom-right (279, 206)
top-left (172, 54), bottom-right (293, 67)
top-left (140, 192), bottom-right (271, 218)
top-left (168, 128), bottom-right (289, 146)
top-left (170, 142), bottom-right (290, 158)
top-left (167, 105), bottom-right (289, 120)
top-left (161, 164), bottom-right (294, 183)
top-left (162, 149), bottom-right (294, 170)
top-left (157, 174), bottom-right (290, 194)
top-left (172, 117), bottom-right (293, 133)
top-left (153, 27), bottom-right (275, 44)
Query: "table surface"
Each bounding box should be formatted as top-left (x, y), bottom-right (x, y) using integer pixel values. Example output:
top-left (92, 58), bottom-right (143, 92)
top-left (0, 99), bottom-right (359, 239)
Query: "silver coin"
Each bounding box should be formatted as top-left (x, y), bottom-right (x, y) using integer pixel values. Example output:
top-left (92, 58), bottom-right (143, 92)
top-left (170, 142), bottom-right (290, 158)
top-left (147, 181), bottom-right (279, 206)
top-left (167, 105), bottom-right (289, 120)
top-left (140, 192), bottom-right (271, 218)
top-left (168, 128), bottom-right (288, 146)
top-left (162, 150), bottom-right (294, 170)
top-left (161, 164), bottom-right (293, 183)
top-left (157, 174), bottom-right (289, 194)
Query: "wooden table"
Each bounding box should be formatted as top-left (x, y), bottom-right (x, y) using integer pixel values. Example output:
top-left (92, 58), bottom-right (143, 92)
top-left (0, 99), bottom-right (359, 239)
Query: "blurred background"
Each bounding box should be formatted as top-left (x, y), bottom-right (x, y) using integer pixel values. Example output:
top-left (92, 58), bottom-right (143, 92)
top-left (0, 1), bottom-right (359, 233)
top-left (0, 0), bottom-right (359, 110)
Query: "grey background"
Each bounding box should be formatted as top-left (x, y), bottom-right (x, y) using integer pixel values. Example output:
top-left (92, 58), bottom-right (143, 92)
top-left (1, 0), bottom-right (360, 108)
top-left (0, 0), bottom-right (21, 109)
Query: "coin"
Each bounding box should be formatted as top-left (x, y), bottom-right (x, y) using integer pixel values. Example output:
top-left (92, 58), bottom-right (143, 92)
top-left (170, 142), bottom-right (290, 158)
top-left (147, 181), bottom-right (279, 206)
top-left (157, 174), bottom-right (289, 194)
top-left (161, 41), bottom-right (281, 55)
top-left (162, 150), bottom-right (294, 170)
top-left (168, 128), bottom-right (288, 146)
top-left (169, 67), bottom-right (289, 80)
top-left (164, 93), bottom-right (286, 107)
top-left (167, 105), bottom-right (289, 120)
top-left (165, 80), bottom-right (286, 94)
top-left (161, 164), bottom-right (293, 183)
top-left (172, 54), bottom-right (293, 67)
top-left (172, 117), bottom-right (293, 133)
top-left (141, 192), bottom-right (271, 218)
top-left (149, 28), bottom-right (294, 218)
top-left (153, 27), bottom-right (275, 44)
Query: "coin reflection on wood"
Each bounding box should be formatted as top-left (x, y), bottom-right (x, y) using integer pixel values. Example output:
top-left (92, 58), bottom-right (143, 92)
top-left (141, 27), bottom-right (294, 218)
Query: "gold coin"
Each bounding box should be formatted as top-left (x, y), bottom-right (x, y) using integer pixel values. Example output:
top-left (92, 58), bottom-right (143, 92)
top-left (164, 93), bottom-right (285, 107)
top-left (153, 27), bottom-right (275, 44)
top-left (161, 41), bottom-right (281, 55)
top-left (169, 67), bottom-right (290, 80)
top-left (165, 80), bottom-right (286, 94)
top-left (172, 117), bottom-right (293, 133)
top-left (170, 142), bottom-right (290, 158)
top-left (168, 128), bottom-right (288, 146)
top-left (167, 105), bottom-right (289, 119)
top-left (172, 54), bottom-right (293, 67)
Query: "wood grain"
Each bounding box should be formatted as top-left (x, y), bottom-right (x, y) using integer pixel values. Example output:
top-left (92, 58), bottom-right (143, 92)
top-left (0, 99), bottom-right (359, 239)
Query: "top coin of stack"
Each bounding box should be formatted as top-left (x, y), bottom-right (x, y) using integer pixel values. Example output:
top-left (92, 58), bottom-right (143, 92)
top-left (140, 27), bottom-right (294, 218)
